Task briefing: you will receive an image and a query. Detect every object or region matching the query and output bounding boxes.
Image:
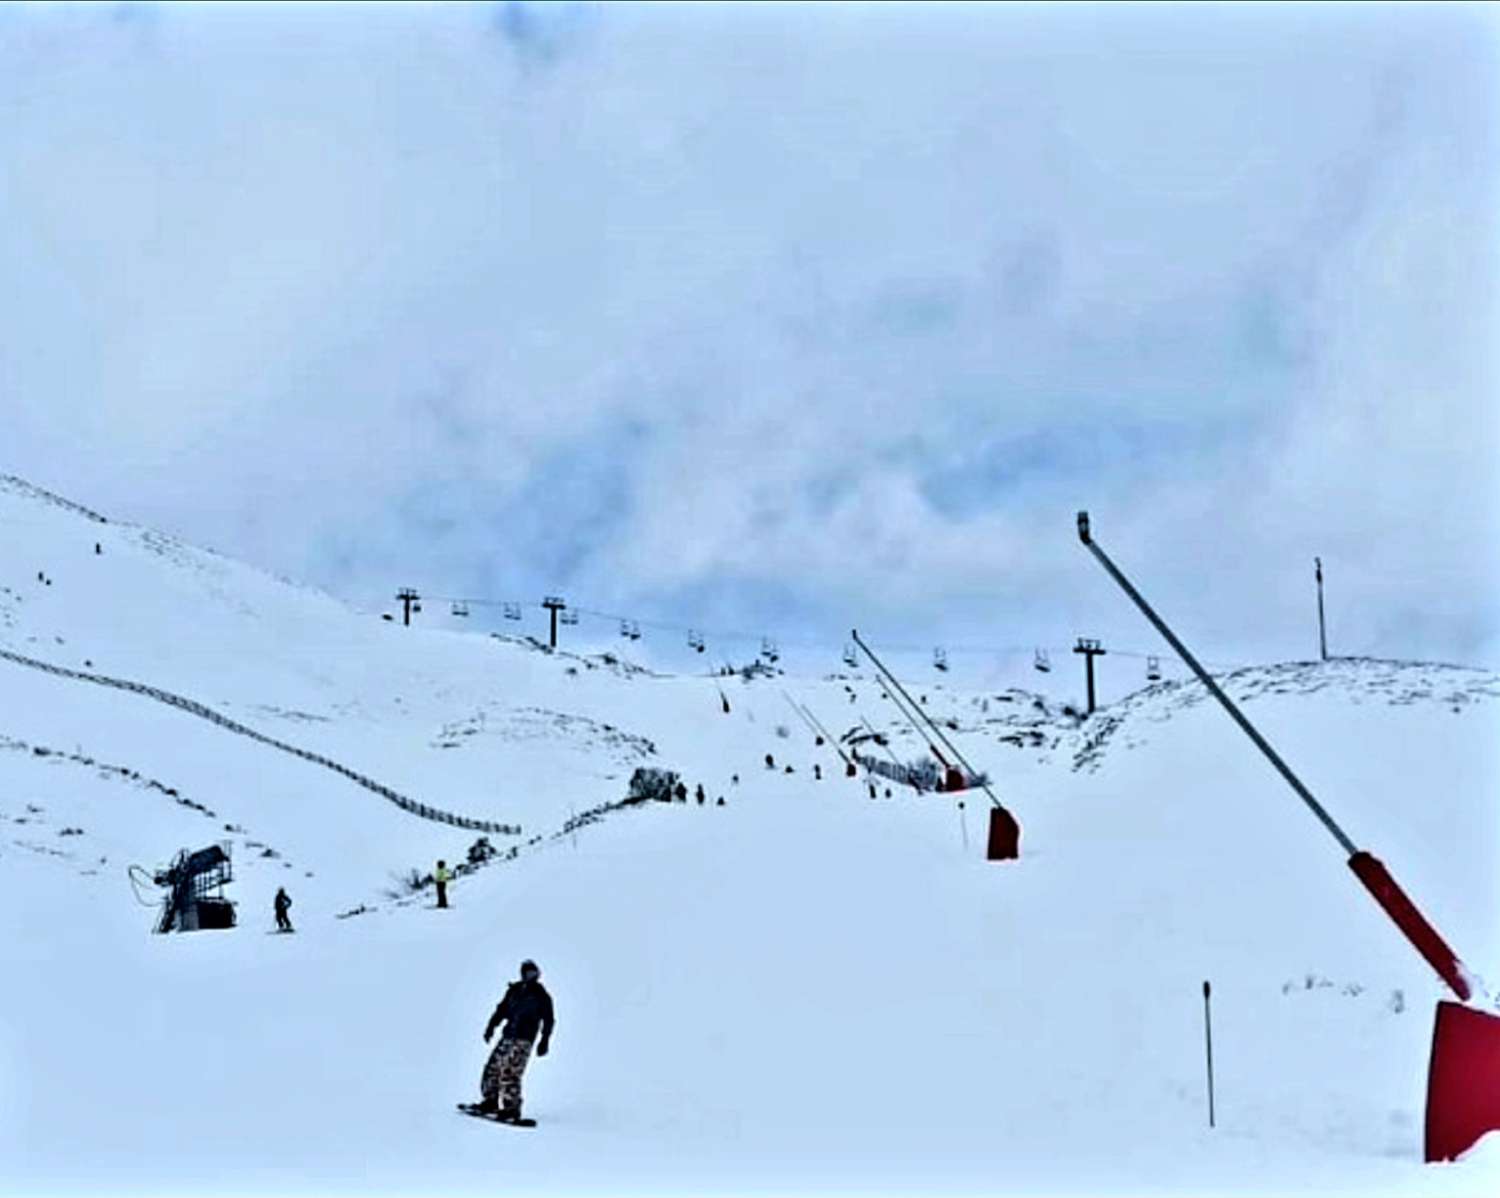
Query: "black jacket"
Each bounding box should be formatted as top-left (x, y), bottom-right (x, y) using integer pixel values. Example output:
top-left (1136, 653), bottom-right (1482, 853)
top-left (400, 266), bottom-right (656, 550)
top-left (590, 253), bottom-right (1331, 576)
top-left (486, 980), bottom-right (555, 1044)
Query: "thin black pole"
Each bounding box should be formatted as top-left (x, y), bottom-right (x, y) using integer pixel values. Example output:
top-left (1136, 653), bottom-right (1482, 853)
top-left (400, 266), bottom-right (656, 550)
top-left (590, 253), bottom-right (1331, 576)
top-left (1074, 513), bottom-right (1357, 857)
top-left (1202, 980), bottom-right (1216, 1129)
top-left (1315, 557), bottom-right (1327, 662)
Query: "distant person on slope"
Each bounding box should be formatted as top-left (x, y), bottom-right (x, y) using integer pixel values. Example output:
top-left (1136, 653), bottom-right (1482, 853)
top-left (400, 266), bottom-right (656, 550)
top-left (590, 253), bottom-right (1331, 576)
top-left (435, 860), bottom-right (453, 909)
top-left (468, 959), bottom-right (555, 1122)
top-left (273, 886), bottom-right (293, 933)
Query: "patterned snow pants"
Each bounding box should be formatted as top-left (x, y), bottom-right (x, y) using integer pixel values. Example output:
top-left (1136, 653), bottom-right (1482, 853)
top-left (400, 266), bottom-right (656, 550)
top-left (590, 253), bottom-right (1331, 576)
top-left (481, 1037), bottom-right (534, 1111)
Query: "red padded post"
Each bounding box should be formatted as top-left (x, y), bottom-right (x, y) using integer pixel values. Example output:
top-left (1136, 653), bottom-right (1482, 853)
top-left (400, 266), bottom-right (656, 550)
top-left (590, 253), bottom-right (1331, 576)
top-left (1347, 852), bottom-right (1470, 1001)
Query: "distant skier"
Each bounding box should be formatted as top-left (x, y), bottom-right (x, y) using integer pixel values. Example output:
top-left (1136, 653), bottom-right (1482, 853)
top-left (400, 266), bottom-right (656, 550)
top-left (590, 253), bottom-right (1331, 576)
top-left (813, 764), bottom-right (822, 781)
top-left (273, 886), bottom-right (293, 933)
top-left (435, 860), bottom-right (453, 909)
top-left (674, 781), bottom-right (688, 803)
top-left (465, 959), bottom-right (555, 1123)
top-left (764, 753), bottom-right (775, 770)
top-left (694, 783), bottom-right (705, 805)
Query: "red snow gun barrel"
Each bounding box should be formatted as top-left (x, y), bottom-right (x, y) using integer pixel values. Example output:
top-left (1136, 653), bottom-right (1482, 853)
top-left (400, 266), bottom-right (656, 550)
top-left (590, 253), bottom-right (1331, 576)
top-left (1077, 511), bottom-right (1500, 1162)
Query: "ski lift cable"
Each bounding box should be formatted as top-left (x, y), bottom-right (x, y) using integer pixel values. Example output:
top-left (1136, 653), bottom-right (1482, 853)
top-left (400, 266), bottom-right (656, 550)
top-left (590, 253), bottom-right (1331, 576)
top-left (408, 591), bottom-right (1250, 671)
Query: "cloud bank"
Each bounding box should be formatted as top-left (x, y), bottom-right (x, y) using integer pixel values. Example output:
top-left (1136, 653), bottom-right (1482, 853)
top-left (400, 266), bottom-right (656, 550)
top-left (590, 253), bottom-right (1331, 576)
top-left (1, 2), bottom-right (1496, 671)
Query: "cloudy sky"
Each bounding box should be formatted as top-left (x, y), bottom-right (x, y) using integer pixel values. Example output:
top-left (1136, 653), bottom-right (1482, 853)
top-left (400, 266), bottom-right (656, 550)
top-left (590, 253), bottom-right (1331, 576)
top-left (2, 1), bottom-right (1497, 676)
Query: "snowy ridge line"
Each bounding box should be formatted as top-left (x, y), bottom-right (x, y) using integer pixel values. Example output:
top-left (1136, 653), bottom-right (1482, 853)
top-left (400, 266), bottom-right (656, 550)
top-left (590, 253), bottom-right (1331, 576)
top-left (1069, 657), bottom-right (1500, 774)
top-left (0, 647), bottom-right (522, 837)
top-left (0, 475), bottom-right (109, 524)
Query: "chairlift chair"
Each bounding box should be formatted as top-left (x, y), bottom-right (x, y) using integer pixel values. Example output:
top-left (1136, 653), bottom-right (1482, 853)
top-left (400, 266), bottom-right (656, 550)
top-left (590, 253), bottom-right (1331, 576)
top-left (561, 609), bottom-right (579, 626)
top-left (451, 601), bottom-right (469, 617)
top-left (502, 602), bottom-right (522, 621)
top-left (842, 644), bottom-right (858, 668)
top-left (1146, 655), bottom-right (1162, 682)
top-left (933, 647), bottom-right (949, 672)
top-left (1034, 648), bottom-right (1051, 673)
top-left (688, 630), bottom-right (706, 653)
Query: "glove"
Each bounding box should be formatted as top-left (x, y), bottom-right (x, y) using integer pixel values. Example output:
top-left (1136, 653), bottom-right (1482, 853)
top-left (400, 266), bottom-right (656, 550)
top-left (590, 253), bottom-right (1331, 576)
top-left (536, 1038), bottom-right (549, 1057)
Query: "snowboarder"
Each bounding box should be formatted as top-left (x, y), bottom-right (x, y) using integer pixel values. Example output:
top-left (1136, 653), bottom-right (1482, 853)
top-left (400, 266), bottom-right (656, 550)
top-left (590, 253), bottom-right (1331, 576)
top-left (435, 860), bottom-right (452, 909)
top-left (466, 959), bottom-right (555, 1123)
top-left (694, 783), bottom-right (705, 805)
top-left (273, 886), bottom-right (293, 933)
top-left (764, 753), bottom-right (775, 770)
top-left (813, 764), bottom-right (822, 781)
top-left (716, 796), bottom-right (725, 806)
top-left (731, 773), bottom-right (739, 786)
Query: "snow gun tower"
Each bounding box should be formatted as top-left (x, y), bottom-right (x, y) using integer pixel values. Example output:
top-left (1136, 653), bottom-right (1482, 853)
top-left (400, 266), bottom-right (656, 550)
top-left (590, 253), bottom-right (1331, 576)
top-left (143, 844), bottom-right (237, 933)
top-left (1076, 510), bottom-right (1500, 1164)
top-left (849, 630), bottom-right (1020, 861)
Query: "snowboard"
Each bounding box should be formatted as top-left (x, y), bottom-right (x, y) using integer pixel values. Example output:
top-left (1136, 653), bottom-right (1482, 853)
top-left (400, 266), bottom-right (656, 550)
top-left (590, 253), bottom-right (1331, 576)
top-left (457, 1103), bottom-right (536, 1128)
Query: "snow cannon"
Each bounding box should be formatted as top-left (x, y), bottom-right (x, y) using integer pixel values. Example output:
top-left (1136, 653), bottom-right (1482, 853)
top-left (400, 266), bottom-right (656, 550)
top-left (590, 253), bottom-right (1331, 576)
top-left (848, 629), bottom-right (1021, 861)
top-left (1077, 510), bottom-right (1500, 1163)
top-left (132, 843), bottom-right (237, 933)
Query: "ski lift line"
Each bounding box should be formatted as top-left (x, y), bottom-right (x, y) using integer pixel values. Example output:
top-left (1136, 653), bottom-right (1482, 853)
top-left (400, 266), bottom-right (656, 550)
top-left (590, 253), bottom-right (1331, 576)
top-left (407, 592), bottom-right (1246, 670)
top-left (852, 629), bottom-right (1003, 810)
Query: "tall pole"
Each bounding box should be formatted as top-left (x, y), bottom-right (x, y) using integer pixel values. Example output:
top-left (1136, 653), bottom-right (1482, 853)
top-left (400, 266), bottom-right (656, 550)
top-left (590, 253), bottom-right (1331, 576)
top-left (1073, 637), bottom-right (1106, 714)
top-left (396, 588), bottom-right (420, 626)
top-left (1315, 557), bottom-right (1327, 661)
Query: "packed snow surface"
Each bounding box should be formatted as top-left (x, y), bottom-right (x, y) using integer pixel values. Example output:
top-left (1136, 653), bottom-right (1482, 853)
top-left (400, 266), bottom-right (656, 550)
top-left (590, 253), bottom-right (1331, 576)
top-left (2, 476), bottom-right (1498, 1196)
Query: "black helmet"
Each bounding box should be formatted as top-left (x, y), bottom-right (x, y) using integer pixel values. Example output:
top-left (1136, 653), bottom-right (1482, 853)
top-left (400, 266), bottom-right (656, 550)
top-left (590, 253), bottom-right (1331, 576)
top-left (520, 959), bottom-right (540, 980)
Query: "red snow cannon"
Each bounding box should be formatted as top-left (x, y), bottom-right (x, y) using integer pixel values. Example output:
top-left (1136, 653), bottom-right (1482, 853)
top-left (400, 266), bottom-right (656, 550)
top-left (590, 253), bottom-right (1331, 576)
top-left (1078, 509), bottom-right (1500, 1165)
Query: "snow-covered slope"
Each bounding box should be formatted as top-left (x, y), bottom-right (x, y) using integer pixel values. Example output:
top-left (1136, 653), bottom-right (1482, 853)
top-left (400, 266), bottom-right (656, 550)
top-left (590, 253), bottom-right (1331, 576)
top-left (2, 476), bottom-right (1498, 1196)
